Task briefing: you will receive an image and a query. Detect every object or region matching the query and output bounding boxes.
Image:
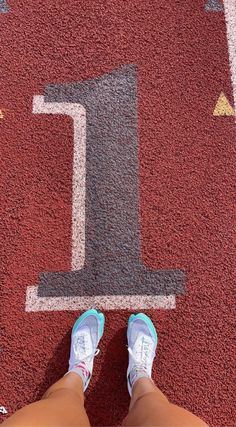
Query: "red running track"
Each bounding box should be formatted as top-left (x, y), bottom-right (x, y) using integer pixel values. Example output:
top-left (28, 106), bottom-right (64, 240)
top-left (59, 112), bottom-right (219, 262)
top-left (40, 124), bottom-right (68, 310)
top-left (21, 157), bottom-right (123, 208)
top-left (1, 1), bottom-right (235, 426)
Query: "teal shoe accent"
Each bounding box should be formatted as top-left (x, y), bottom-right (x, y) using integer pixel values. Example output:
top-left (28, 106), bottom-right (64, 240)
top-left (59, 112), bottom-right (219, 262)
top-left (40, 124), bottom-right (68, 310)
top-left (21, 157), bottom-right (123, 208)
top-left (72, 309), bottom-right (105, 339)
top-left (128, 313), bottom-right (158, 344)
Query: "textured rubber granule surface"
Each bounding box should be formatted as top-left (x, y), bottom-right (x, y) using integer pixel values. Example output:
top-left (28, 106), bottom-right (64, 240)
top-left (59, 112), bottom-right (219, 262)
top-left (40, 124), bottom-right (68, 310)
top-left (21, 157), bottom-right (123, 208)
top-left (1, 1), bottom-right (235, 426)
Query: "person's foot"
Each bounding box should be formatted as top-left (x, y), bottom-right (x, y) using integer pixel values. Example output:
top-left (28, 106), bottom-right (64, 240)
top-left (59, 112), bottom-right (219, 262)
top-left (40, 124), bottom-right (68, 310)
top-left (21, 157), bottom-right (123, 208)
top-left (127, 313), bottom-right (158, 395)
top-left (68, 308), bottom-right (105, 391)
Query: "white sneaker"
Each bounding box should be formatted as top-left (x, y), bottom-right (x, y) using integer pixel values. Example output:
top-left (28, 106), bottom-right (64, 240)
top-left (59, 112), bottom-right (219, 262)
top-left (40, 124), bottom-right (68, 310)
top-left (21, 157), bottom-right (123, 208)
top-left (68, 309), bottom-right (105, 390)
top-left (127, 313), bottom-right (158, 395)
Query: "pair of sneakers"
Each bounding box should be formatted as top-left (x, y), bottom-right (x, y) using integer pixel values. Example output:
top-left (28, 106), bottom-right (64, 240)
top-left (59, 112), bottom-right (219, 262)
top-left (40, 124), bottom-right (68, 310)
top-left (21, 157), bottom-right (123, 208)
top-left (68, 309), bottom-right (158, 395)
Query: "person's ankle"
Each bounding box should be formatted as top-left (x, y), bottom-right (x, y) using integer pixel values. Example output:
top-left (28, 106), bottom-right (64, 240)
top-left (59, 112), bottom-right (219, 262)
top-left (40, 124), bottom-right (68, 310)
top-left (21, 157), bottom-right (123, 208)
top-left (63, 372), bottom-right (85, 401)
top-left (128, 368), bottom-right (151, 391)
top-left (67, 362), bottom-right (91, 390)
top-left (132, 376), bottom-right (155, 390)
top-left (129, 377), bottom-right (157, 410)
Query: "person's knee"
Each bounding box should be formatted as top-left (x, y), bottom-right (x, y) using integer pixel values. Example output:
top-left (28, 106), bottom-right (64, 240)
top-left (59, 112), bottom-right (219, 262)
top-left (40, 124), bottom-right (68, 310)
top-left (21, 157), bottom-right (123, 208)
top-left (123, 393), bottom-right (167, 427)
top-left (167, 403), bottom-right (209, 427)
top-left (127, 390), bottom-right (170, 424)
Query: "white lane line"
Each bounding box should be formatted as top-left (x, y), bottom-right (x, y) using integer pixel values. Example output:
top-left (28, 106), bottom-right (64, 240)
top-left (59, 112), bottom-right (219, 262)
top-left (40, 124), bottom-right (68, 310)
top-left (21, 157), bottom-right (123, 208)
top-left (224, 0), bottom-right (236, 120)
top-left (25, 286), bottom-right (176, 311)
top-left (33, 95), bottom-right (86, 271)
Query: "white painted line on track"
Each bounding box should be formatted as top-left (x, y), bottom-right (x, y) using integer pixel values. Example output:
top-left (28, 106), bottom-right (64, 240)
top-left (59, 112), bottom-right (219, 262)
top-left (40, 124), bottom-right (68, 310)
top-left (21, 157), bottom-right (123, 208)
top-left (33, 95), bottom-right (86, 271)
top-left (224, 0), bottom-right (236, 120)
top-left (25, 286), bottom-right (176, 311)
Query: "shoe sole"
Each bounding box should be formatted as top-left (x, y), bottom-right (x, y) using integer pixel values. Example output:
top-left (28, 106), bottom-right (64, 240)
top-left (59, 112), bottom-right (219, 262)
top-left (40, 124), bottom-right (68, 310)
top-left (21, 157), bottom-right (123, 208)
top-left (72, 308), bottom-right (105, 340)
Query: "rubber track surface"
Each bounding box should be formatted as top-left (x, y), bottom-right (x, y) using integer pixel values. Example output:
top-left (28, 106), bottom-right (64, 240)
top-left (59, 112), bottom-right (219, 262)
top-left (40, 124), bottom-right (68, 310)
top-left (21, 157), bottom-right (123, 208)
top-left (1, 1), bottom-right (235, 426)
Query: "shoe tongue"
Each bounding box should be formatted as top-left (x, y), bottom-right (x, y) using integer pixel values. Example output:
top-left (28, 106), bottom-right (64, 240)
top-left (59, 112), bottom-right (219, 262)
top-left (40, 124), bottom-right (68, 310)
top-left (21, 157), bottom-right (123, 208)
top-left (133, 334), bottom-right (153, 361)
top-left (137, 333), bottom-right (153, 348)
top-left (75, 330), bottom-right (93, 359)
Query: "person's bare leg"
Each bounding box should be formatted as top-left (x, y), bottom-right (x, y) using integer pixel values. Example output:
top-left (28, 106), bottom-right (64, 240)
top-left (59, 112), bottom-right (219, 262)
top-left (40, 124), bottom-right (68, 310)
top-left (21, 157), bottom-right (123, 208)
top-left (3, 309), bottom-right (105, 427)
top-left (123, 313), bottom-right (209, 427)
top-left (2, 373), bottom-right (90, 427)
top-left (123, 377), bottom-right (209, 427)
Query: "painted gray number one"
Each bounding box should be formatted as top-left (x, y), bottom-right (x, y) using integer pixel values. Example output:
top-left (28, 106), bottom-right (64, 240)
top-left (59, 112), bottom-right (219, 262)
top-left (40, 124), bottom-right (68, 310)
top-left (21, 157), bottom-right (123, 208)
top-left (29, 65), bottom-right (185, 310)
top-left (0, 0), bottom-right (9, 13)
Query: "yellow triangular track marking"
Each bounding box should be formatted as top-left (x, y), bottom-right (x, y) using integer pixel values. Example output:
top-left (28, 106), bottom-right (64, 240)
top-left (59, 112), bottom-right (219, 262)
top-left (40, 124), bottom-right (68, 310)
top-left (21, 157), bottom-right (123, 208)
top-left (213, 92), bottom-right (235, 116)
top-left (0, 110), bottom-right (4, 119)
